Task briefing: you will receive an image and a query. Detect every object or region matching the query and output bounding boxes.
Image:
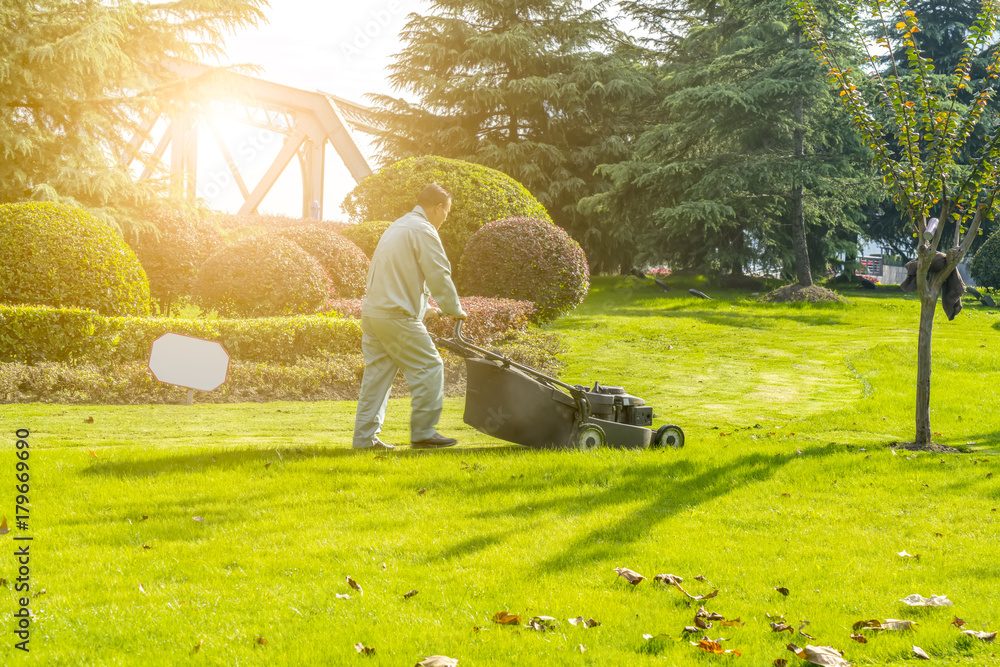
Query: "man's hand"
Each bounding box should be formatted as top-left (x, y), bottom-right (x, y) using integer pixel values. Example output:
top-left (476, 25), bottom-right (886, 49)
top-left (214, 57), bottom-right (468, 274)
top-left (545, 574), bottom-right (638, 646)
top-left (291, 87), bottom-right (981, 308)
top-left (424, 307), bottom-right (443, 321)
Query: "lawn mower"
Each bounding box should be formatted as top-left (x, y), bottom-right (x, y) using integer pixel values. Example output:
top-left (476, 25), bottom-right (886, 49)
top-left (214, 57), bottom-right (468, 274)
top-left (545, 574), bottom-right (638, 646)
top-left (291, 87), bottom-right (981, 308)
top-left (434, 321), bottom-right (684, 450)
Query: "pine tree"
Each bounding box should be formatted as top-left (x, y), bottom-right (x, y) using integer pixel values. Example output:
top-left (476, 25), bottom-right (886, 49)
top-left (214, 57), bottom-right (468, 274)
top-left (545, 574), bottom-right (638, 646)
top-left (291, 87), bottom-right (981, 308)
top-left (596, 0), bottom-right (877, 282)
top-left (0, 1), bottom-right (266, 228)
top-left (369, 0), bottom-right (655, 272)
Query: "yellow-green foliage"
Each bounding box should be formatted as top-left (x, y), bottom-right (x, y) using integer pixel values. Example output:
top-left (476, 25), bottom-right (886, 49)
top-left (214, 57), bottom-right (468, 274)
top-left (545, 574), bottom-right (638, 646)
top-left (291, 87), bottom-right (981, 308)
top-left (0, 201), bottom-right (151, 316)
top-left (339, 220), bottom-right (393, 259)
top-left (342, 156), bottom-right (553, 265)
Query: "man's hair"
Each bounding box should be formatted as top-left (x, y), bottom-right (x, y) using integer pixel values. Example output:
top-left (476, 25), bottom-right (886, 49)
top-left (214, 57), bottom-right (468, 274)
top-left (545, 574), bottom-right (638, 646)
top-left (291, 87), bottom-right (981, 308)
top-left (417, 183), bottom-right (452, 209)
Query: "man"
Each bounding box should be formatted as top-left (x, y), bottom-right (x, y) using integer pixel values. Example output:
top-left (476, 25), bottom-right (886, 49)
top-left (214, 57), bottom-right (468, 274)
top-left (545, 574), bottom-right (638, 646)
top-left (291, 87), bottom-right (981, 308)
top-left (352, 183), bottom-right (467, 451)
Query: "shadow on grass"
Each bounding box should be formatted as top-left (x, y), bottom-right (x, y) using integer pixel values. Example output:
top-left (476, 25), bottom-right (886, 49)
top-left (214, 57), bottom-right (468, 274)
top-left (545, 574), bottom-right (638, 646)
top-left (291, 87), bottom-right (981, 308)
top-left (77, 442), bottom-right (527, 478)
top-left (459, 443), bottom-right (845, 573)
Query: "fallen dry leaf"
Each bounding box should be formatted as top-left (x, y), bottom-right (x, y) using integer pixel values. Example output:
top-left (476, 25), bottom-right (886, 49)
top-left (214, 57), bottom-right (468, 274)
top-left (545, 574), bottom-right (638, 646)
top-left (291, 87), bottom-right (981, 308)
top-left (912, 646), bottom-right (930, 660)
top-left (138, 583), bottom-right (147, 595)
top-left (568, 617), bottom-right (600, 628)
top-left (849, 634), bottom-right (867, 643)
top-left (577, 644), bottom-right (587, 653)
top-left (852, 619), bottom-right (883, 631)
top-left (355, 642), bottom-right (375, 655)
top-left (775, 587), bottom-right (790, 597)
top-left (897, 550), bottom-right (920, 560)
top-left (951, 616), bottom-right (966, 628)
top-left (491, 611), bottom-right (521, 625)
top-left (900, 594), bottom-right (952, 607)
top-left (774, 660), bottom-right (788, 667)
top-left (255, 637), bottom-right (267, 646)
top-left (416, 656), bottom-right (458, 667)
top-left (788, 644), bottom-right (850, 667)
top-left (404, 590), bottom-right (418, 599)
top-left (88, 449), bottom-right (101, 459)
top-left (696, 606), bottom-right (725, 621)
top-left (960, 630), bottom-right (997, 642)
top-left (192, 516), bottom-right (204, 522)
top-left (656, 574), bottom-right (718, 600)
top-left (528, 616), bottom-right (557, 632)
top-left (0, 516), bottom-right (8, 535)
top-left (771, 622), bottom-right (794, 634)
top-left (140, 515), bottom-right (149, 521)
top-left (695, 617), bottom-right (713, 630)
top-left (417, 488), bottom-right (427, 495)
top-left (692, 639), bottom-right (741, 656)
top-left (85, 416), bottom-right (94, 423)
top-left (798, 622), bottom-right (815, 640)
top-left (192, 640), bottom-right (202, 653)
top-left (347, 576), bottom-right (362, 593)
top-left (683, 626), bottom-right (701, 634)
top-left (615, 567), bottom-right (646, 585)
top-left (720, 619), bottom-right (745, 627)
top-left (695, 575), bottom-right (708, 582)
top-left (335, 593), bottom-right (351, 599)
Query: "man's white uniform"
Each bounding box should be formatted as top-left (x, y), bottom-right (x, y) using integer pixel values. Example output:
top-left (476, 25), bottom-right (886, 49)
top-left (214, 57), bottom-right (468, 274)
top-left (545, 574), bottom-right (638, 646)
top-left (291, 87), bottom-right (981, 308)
top-left (352, 205), bottom-right (465, 448)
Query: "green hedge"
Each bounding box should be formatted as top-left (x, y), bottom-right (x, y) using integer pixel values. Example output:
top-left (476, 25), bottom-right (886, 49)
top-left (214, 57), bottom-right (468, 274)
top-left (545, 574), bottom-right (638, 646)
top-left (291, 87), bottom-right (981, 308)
top-left (0, 305), bottom-right (361, 365)
top-left (0, 201), bottom-right (151, 316)
top-left (0, 331), bottom-right (564, 404)
top-left (341, 156), bottom-right (553, 266)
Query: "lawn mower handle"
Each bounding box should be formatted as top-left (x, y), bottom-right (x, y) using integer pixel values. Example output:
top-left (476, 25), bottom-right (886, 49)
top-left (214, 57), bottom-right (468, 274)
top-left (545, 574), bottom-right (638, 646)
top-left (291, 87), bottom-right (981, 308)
top-left (448, 319), bottom-right (590, 417)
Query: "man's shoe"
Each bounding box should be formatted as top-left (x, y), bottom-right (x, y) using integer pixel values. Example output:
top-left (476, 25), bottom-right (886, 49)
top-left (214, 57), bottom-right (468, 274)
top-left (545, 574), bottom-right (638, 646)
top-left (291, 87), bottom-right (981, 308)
top-left (355, 438), bottom-right (395, 451)
top-left (411, 433), bottom-right (458, 449)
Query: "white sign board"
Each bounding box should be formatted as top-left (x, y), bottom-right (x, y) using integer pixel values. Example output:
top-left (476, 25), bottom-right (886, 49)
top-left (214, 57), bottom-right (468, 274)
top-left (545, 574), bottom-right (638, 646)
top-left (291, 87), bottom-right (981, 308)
top-left (148, 333), bottom-right (230, 392)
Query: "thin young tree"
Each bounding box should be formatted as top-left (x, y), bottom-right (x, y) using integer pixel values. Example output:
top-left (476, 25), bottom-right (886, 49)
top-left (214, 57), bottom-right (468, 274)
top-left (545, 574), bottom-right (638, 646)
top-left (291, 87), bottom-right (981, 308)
top-left (791, 0), bottom-right (1000, 446)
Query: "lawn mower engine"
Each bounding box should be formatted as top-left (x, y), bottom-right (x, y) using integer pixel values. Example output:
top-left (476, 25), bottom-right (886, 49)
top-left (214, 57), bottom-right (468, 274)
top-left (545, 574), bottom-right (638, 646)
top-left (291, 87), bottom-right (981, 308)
top-left (580, 382), bottom-right (654, 427)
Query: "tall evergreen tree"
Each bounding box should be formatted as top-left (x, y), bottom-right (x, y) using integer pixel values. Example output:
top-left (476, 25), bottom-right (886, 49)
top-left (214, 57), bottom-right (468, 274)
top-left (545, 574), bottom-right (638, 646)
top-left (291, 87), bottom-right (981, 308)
top-left (369, 0), bottom-right (655, 272)
top-left (594, 0), bottom-right (877, 282)
top-left (0, 1), bottom-right (266, 228)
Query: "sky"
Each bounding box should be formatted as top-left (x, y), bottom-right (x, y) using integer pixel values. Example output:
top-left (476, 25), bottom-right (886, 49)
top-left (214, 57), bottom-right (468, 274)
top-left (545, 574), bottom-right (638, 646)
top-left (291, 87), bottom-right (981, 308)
top-left (194, 1), bottom-right (427, 220)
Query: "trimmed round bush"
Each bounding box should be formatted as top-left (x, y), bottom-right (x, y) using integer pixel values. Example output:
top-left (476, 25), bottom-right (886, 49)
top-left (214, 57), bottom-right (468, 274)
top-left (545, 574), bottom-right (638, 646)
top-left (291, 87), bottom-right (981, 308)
top-left (270, 226), bottom-right (369, 297)
top-left (127, 208), bottom-right (221, 313)
top-left (194, 236), bottom-right (332, 317)
top-left (342, 156), bottom-right (553, 266)
top-left (340, 220), bottom-right (393, 259)
top-left (972, 231), bottom-right (1000, 292)
top-left (0, 201), bottom-right (151, 316)
top-left (457, 217), bottom-right (589, 321)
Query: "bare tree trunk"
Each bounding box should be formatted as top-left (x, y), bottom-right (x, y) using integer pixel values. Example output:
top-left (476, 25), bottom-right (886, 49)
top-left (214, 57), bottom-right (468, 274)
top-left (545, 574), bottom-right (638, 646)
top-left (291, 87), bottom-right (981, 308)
top-left (791, 30), bottom-right (813, 287)
top-left (915, 293), bottom-right (935, 444)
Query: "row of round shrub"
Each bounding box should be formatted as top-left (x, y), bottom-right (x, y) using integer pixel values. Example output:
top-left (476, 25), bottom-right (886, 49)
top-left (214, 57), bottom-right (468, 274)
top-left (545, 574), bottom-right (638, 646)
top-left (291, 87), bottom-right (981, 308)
top-left (2, 157), bottom-right (589, 322)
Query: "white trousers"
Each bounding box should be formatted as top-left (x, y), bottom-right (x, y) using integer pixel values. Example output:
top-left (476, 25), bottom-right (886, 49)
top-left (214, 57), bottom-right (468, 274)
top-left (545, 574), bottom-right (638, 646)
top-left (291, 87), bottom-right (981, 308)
top-left (352, 316), bottom-right (444, 447)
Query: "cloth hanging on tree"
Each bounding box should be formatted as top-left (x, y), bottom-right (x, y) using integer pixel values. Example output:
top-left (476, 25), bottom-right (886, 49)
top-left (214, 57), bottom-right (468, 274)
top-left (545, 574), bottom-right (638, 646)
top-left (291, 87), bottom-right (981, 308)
top-left (899, 252), bottom-right (966, 321)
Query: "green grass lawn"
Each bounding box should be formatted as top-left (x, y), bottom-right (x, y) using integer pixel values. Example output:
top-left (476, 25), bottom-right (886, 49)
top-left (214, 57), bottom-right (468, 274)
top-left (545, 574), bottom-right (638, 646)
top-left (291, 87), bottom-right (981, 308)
top-left (2, 277), bottom-right (1000, 665)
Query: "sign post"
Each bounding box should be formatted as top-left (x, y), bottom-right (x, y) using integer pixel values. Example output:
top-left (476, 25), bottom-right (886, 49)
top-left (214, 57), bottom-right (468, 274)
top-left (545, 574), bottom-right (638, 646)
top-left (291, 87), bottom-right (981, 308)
top-left (148, 333), bottom-right (230, 404)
